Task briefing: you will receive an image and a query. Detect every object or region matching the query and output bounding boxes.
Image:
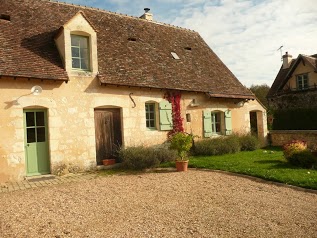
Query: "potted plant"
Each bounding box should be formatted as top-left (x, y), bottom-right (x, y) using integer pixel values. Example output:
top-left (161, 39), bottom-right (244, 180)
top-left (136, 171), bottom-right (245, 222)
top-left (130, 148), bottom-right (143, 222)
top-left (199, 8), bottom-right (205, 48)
top-left (169, 132), bottom-right (193, 172)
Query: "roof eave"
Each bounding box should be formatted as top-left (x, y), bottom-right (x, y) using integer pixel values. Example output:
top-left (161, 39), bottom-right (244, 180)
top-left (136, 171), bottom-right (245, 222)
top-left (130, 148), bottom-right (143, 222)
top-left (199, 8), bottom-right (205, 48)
top-left (0, 74), bottom-right (69, 82)
top-left (206, 92), bottom-right (255, 100)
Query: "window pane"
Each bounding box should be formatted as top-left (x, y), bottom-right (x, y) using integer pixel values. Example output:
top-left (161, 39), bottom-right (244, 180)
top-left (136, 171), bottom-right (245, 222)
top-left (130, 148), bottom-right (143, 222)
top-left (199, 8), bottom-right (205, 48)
top-left (215, 113), bottom-right (220, 123)
top-left (27, 128), bottom-right (36, 143)
top-left (71, 47), bottom-right (80, 57)
top-left (37, 127), bottom-right (46, 142)
top-left (71, 35), bottom-right (80, 46)
top-left (26, 112), bottom-right (35, 127)
top-left (81, 59), bottom-right (89, 70)
top-left (81, 48), bottom-right (88, 59)
top-left (72, 58), bottom-right (80, 68)
top-left (145, 103), bottom-right (156, 128)
top-left (80, 37), bottom-right (88, 48)
top-left (36, 112), bottom-right (45, 126)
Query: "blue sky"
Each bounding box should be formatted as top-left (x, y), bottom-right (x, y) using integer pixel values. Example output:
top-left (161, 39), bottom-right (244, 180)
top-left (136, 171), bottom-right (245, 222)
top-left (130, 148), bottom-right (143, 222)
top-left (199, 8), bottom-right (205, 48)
top-left (62, 0), bottom-right (317, 87)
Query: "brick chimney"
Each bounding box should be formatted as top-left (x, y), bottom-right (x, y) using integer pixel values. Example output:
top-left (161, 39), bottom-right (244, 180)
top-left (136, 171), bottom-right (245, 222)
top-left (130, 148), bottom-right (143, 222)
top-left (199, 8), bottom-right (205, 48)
top-left (282, 52), bottom-right (292, 69)
top-left (140, 8), bottom-right (153, 21)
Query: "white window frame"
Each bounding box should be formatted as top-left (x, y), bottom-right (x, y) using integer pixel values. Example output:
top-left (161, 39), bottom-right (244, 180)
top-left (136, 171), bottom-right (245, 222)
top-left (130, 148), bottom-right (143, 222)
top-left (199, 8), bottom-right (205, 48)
top-left (71, 35), bottom-right (90, 71)
top-left (211, 112), bottom-right (222, 134)
top-left (296, 74), bottom-right (308, 90)
top-left (145, 103), bottom-right (156, 129)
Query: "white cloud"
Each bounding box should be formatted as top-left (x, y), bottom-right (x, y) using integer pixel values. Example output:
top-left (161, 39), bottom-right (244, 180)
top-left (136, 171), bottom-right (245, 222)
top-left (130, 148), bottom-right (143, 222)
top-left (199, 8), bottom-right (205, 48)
top-left (171, 0), bottom-right (317, 86)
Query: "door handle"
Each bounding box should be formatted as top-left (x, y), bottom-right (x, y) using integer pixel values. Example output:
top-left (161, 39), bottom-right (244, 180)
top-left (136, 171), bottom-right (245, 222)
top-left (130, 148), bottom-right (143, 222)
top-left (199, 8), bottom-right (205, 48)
top-left (26, 144), bottom-right (29, 147)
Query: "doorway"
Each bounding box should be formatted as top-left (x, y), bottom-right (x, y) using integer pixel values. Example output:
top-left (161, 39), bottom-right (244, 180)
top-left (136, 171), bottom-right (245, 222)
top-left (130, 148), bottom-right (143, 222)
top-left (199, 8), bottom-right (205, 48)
top-left (94, 108), bottom-right (122, 165)
top-left (250, 111), bottom-right (258, 137)
top-left (24, 109), bottom-right (50, 176)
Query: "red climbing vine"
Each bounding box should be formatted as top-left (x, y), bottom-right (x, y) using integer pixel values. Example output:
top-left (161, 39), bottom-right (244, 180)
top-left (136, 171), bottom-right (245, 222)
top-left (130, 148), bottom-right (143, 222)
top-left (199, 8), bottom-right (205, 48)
top-left (165, 91), bottom-right (184, 136)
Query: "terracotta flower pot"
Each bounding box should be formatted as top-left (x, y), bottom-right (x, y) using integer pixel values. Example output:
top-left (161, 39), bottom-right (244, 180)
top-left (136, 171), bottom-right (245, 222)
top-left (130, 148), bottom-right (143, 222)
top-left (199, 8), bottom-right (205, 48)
top-left (102, 159), bottom-right (116, 166)
top-left (175, 160), bottom-right (189, 172)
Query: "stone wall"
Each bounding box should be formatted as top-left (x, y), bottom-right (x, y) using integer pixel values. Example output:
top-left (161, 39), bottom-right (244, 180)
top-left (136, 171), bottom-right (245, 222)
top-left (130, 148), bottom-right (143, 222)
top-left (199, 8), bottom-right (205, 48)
top-left (0, 76), bottom-right (267, 182)
top-left (269, 130), bottom-right (317, 148)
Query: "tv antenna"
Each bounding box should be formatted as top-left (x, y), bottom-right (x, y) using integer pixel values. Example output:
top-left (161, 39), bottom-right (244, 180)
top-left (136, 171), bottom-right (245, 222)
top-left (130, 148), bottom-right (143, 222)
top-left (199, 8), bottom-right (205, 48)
top-left (277, 45), bottom-right (283, 61)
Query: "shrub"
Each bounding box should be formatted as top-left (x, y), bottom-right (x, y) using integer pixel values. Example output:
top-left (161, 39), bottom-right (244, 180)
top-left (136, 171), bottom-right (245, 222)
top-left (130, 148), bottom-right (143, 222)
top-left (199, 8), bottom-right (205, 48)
top-left (221, 135), bottom-right (240, 154)
top-left (169, 132), bottom-right (193, 160)
top-left (286, 150), bottom-right (317, 168)
top-left (193, 139), bottom-right (214, 156)
top-left (119, 146), bottom-right (160, 170)
top-left (155, 147), bottom-right (178, 163)
top-left (194, 135), bottom-right (240, 156)
top-left (282, 140), bottom-right (316, 168)
top-left (239, 134), bottom-right (260, 151)
top-left (283, 140), bottom-right (307, 159)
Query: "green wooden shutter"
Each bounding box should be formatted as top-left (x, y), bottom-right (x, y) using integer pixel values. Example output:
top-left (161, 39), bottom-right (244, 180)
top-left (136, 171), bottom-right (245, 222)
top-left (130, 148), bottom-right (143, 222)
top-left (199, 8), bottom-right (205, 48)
top-left (159, 100), bottom-right (173, 131)
top-left (225, 110), bottom-right (232, 135)
top-left (203, 110), bottom-right (212, 137)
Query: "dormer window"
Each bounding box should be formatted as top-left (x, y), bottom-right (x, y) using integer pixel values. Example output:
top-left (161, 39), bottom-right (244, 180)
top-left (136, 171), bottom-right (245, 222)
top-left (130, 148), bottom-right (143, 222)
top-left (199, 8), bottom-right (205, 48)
top-left (296, 74), bottom-right (308, 90)
top-left (71, 35), bottom-right (90, 70)
top-left (54, 11), bottom-right (98, 75)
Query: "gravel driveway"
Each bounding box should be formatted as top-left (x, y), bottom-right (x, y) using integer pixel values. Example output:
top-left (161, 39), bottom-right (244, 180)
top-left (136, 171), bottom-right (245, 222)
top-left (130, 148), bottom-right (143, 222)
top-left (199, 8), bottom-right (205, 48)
top-left (1, 170), bottom-right (316, 238)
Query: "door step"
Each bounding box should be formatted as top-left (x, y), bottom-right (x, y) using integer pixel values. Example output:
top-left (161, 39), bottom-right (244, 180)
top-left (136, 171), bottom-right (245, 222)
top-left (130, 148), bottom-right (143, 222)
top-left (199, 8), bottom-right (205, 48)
top-left (25, 175), bottom-right (56, 182)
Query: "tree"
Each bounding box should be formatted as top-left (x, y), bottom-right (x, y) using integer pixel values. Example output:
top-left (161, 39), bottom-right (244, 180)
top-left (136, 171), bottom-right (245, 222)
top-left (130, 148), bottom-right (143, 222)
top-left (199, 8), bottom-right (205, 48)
top-left (249, 84), bottom-right (270, 108)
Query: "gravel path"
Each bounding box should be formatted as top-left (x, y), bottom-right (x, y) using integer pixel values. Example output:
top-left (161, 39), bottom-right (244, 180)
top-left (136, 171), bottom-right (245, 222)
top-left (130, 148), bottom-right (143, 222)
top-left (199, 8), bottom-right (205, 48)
top-left (1, 170), bottom-right (316, 238)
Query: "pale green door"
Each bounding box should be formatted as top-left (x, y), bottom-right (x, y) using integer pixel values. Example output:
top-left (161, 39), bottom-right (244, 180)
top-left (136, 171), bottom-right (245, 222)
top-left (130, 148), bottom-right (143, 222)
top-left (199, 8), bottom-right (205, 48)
top-left (24, 110), bottom-right (50, 176)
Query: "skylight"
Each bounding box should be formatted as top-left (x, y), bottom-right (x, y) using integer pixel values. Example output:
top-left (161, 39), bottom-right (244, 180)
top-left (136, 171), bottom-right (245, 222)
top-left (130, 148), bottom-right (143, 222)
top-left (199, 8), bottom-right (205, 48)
top-left (171, 52), bottom-right (180, 60)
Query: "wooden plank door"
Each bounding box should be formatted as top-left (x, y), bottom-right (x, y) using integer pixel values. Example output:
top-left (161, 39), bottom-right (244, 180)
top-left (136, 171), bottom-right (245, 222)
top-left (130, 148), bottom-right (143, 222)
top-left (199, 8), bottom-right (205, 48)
top-left (24, 109), bottom-right (50, 176)
top-left (94, 109), bottom-right (122, 165)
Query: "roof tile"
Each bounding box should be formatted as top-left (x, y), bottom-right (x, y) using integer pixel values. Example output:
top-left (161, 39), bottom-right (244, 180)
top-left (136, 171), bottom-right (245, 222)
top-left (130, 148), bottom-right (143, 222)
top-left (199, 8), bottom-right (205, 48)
top-left (0, 0), bottom-right (253, 97)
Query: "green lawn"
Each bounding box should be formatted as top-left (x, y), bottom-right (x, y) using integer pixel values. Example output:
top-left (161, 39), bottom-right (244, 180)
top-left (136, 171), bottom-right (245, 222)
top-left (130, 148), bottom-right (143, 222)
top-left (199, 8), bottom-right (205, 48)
top-left (161, 147), bottom-right (317, 190)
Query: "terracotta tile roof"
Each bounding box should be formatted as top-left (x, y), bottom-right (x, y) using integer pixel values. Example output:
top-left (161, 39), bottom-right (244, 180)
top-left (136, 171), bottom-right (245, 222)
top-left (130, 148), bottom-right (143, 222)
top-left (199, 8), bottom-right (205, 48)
top-left (267, 54), bottom-right (317, 97)
top-left (0, 0), bottom-right (254, 98)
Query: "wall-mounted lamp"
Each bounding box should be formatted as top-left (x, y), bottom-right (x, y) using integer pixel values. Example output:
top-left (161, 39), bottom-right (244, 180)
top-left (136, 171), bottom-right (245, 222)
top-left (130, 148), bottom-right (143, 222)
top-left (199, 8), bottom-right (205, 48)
top-left (4, 85), bottom-right (43, 109)
top-left (31, 85), bottom-right (42, 95)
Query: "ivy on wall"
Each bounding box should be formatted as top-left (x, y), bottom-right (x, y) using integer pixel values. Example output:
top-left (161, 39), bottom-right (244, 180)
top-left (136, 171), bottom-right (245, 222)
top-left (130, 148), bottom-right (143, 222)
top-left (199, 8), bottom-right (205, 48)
top-left (165, 91), bottom-right (184, 135)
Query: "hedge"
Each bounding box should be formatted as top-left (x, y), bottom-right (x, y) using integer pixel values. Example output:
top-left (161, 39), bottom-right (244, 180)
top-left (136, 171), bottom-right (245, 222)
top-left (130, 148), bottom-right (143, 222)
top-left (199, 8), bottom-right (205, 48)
top-left (272, 108), bottom-right (317, 130)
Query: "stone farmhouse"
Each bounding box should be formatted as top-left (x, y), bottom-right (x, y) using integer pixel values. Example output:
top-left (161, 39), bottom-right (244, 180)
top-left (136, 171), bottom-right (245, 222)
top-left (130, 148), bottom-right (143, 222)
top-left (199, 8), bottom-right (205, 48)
top-left (0, 0), bottom-right (267, 182)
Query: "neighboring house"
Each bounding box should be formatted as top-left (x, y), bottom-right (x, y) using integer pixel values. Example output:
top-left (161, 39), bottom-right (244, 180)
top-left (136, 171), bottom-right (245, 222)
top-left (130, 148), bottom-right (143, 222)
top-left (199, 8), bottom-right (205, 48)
top-left (267, 52), bottom-right (317, 109)
top-left (0, 0), bottom-right (267, 182)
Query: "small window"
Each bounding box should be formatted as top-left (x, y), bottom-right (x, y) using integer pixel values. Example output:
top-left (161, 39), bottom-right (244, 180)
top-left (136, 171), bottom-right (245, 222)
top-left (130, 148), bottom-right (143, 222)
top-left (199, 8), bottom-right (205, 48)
top-left (211, 112), bottom-right (221, 134)
top-left (145, 103), bottom-right (156, 129)
top-left (71, 35), bottom-right (90, 70)
top-left (203, 110), bottom-right (228, 137)
top-left (296, 74), bottom-right (308, 90)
